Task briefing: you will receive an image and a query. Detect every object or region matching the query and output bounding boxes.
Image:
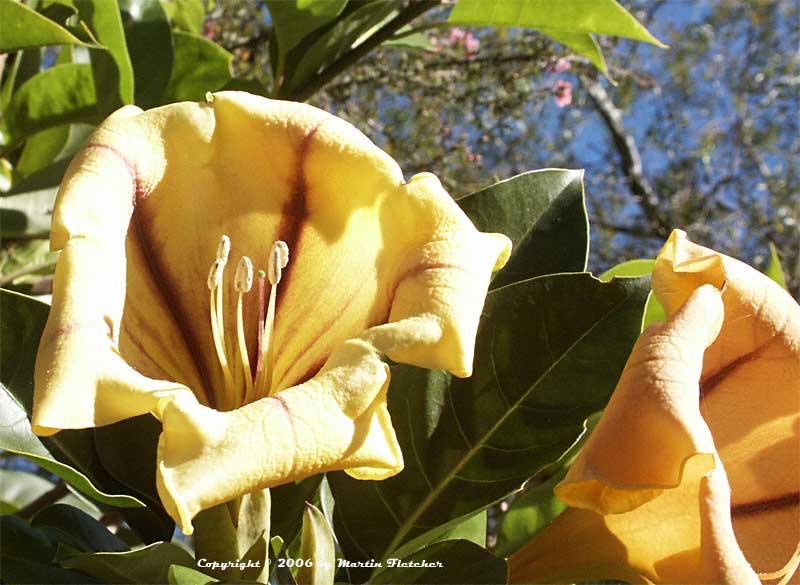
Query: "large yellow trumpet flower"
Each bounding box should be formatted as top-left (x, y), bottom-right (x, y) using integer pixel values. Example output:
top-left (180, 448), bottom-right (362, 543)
top-left (510, 230), bottom-right (799, 585)
top-left (32, 92), bottom-right (511, 534)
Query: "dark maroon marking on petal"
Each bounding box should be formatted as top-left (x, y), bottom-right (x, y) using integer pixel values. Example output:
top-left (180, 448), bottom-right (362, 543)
top-left (699, 341), bottom-right (771, 400)
top-left (274, 121), bottom-right (325, 314)
top-left (731, 492), bottom-right (800, 516)
top-left (271, 393), bottom-right (299, 475)
top-left (84, 143), bottom-right (152, 204)
top-left (273, 276), bottom-right (368, 392)
top-left (131, 209), bottom-right (214, 405)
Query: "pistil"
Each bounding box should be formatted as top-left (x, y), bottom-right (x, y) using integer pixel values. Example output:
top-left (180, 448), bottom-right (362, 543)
top-left (235, 256), bottom-right (255, 404)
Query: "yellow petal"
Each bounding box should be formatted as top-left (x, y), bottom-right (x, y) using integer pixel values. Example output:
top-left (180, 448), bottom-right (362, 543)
top-left (157, 338), bottom-right (401, 535)
top-left (654, 230), bottom-right (800, 576)
top-left (509, 284), bottom-right (759, 584)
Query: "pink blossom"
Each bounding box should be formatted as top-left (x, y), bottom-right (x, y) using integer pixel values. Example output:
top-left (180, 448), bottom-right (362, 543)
top-left (552, 58), bottom-right (572, 73)
top-left (464, 31), bottom-right (480, 53)
top-left (449, 27), bottom-right (466, 42)
top-left (554, 80), bottom-right (573, 108)
top-left (203, 20), bottom-right (218, 40)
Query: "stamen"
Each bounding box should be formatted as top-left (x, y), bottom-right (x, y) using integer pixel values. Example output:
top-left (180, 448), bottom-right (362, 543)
top-left (235, 256), bottom-right (255, 404)
top-left (208, 239), bottom-right (235, 410)
top-left (254, 241), bottom-right (289, 398)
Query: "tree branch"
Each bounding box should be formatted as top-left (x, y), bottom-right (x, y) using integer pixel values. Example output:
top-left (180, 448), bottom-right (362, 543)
top-left (580, 74), bottom-right (672, 237)
top-left (290, 0), bottom-right (441, 102)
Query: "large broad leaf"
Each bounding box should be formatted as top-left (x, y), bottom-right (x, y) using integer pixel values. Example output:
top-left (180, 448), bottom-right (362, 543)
top-left (278, 0), bottom-right (397, 98)
top-left (368, 540), bottom-right (507, 585)
top-left (160, 0), bottom-right (204, 33)
top-left (265, 0), bottom-right (348, 72)
top-left (162, 31), bottom-right (233, 103)
top-left (4, 64), bottom-right (96, 144)
top-left (330, 274), bottom-right (650, 574)
top-left (58, 542), bottom-right (197, 584)
top-left (32, 504), bottom-right (129, 553)
top-left (448, 0), bottom-right (665, 46)
top-left (74, 0), bottom-right (135, 110)
top-left (0, 290), bottom-right (143, 510)
top-left (448, 0), bottom-right (665, 73)
top-left (119, 0), bottom-right (174, 108)
top-left (0, 0), bottom-right (88, 51)
top-left (599, 259), bottom-right (666, 329)
top-left (0, 290), bottom-right (176, 541)
top-left (0, 515), bottom-right (99, 584)
top-left (457, 169), bottom-right (588, 288)
top-left (270, 475), bottom-right (324, 544)
top-left (15, 123), bottom-right (94, 179)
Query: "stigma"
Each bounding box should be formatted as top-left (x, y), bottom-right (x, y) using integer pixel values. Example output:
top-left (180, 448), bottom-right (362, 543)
top-left (206, 236), bottom-right (289, 410)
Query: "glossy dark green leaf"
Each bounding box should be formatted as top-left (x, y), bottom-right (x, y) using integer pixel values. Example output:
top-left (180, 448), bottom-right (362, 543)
top-left (0, 188), bottom-right (57, 238)
top-left (32, 504), bottom-right (129, 553)
top-left (168, 564), bottom-right (218, 585)
top-left (0, 0), bottom-right (87, 51)
top-left (0, 515), bottom-right (98, 584)
top-left (599, 259), bottom-right (666, 328)
top-left (162, 31), bottom-right (233, 102)
top-left (270, 475), bottom-right (323, 543)
top-left (279, 1), bottom-right (397, 99)
top-left (119, 0), bottom-right (174, 108)
top-left (330, 274), bottom-right (649, 569)
top-left (4, 64), bottom-right (96, 143)
top-left (59, 541), bottom-right (196, 584)
top-left (75, 0), bottom-right (135, 110)
top-left (457, 169), bottom-right (589, 288)
top-left (297, 503), bottom-right (335, 585)
top-left (160, 0), bottom-right (204, 33)
top-left (369, 540), bottom-right (507, 585)
top-left (0, 290), bottom-right (145, 509)
top-left (266, 0), bottom-right (348, 66)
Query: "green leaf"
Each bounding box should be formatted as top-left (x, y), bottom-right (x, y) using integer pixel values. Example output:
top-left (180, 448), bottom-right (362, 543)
top-left (297, 503), bottom-right (335, 585)
top-left (368, 540), bottom-right (507, 585)
top-left (599, 259), bottom-right (666, 329)
top-left (765, 242), bottom-right (789, 291)
top-left (330, 274), bottom-right (650, 571)
top-left (75, 0), bottom-right (136, 109)
top-left (4, 64), bottom-right (97, 143)
top-left (0, 187), bottom-right (57, 239)
top-left (59, 542), bottom-right (196, 584)
top-left (0, 0), bottom-right (88, 51)
top-left (168, 564), bottom-right (218, 585)
top-left (447, 0), bottom-right (666, 47)
top-left (270, 476), bottom-right (323, 544)
top-left (119, 0), bottom-right (174, 108)
top-left (539, 29), bottom-right (607, 74)
top-left (162, 31), bottom-right (233, 103)
top-left (0, 469), bottom-right (100, 517)
top-left (266, 0), bottom-right (348, 63)
top-left (383, 30), bottom-right (435, 51)
top-left (15, 123), bottom-right (94, 179)
top-left (491, 411), bottom-right (599, 557)
top-left (278, 0), bottom-right (397, 99)
top-left (0, 289), bottom-right (144, 509)
top-left (160, 0), bottom-right (204, 33)
top-left (32, 504), bottom-right (129, 553)
top-left (0, 515), bottom-right (98, 584)
top-left (457, 169), bottom-right (589, 288)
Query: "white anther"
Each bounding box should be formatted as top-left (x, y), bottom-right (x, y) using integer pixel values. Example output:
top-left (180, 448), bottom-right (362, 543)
top-left (267, 240), bottom-right (289, 285)
top-left (235, 256), bottom-right (254, 293)
top-left (205, 91), bottom-right (215, 104)
top-left (207, 258), bottom-right (225, 291)
top-left (217, 234), bottom-right (231, 263)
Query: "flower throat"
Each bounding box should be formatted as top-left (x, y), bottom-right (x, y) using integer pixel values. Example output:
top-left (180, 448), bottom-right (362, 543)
top-left (206, 235), bottom-right (289, 410)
